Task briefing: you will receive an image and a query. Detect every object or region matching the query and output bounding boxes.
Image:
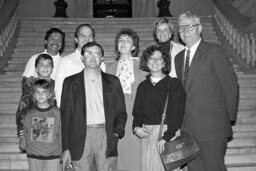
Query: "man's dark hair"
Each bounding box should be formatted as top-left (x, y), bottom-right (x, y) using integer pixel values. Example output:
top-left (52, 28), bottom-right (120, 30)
top-left (74, 23), bottom-right (95, 39)
top-left (81, 42), bottom-right (104, 57)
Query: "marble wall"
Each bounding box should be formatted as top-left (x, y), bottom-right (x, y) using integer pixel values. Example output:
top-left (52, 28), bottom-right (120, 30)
top-left (18, 0), bottom-right (214, 18)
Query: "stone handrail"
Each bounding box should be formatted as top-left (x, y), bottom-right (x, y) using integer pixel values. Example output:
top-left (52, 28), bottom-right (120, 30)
top-left (213, 0), bottom-right (256, 67)
top-left (0, 0), bottom-right (19, 72)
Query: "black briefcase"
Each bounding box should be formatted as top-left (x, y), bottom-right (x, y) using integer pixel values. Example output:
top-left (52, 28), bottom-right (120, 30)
top-left (159, 131), bottom-right (200, 171)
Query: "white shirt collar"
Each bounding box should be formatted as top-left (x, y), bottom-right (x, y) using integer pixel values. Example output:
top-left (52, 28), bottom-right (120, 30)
top-left (44, 49), bottom-right (60, 57)
top-left (185, 38), bottom-right (201, 65)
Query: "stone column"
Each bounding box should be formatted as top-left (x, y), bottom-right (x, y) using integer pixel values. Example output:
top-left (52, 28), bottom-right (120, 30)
top-left (54, 0), bottom-right (68, 18)
top-left (157, 0), bottom-right (172, 17)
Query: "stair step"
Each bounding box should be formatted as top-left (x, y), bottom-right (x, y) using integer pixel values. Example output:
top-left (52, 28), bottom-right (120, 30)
top-left (237, 74), bottom-right (256, 78)
top-left (228, 137), bottom-right (256, 148)
top-left (0, 114), bottom-right (16, 122)
top-left (233, 123), bottom-right (256, 132)
top-left (19, 25), bottom-right (215, 31)
top-left (0, 103), bottom-right (19, 114)
top-left (227, 166), bottom-right (256, 171)
top-left (237, 117), bottom-right (256, 123)
top-left (1, 122), bottom-right (255, 138)
top-left (2, 92), bottom-right (255, 104)
top-left (0, 82), bottom-right (21, 88)
top-left (0, 143), bottom-right (20, 152)
top-left (0, 127), bottom-right (17, 137)
top-left (0, 140), bottom-right (255, 154)
top-left (0, 157), bottom-right (255, 171)
top-left (0, 159), bottom-right (28, 169)
top-left (0, 152), bottom-right (26, 160)
top-left (238, 99), bottom-right (256, 106)
top-left (0, 91), bottom-right (21, 99)
top-left (0, 137), bottom-right (18, 143)
top-left (227, 147), bottom-right (256, 154)
top-left (239, 78), bottom-right (256, 84)
top-left (225, 153), bottom-right (256, 166)
top-left (18, 30), bottom-right (216, 37)
top-left (233, 132), bottom-right (256, 138)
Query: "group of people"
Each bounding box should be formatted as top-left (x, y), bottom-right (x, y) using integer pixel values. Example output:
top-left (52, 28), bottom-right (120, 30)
top-left (16, 11), bottom-right (239, 171)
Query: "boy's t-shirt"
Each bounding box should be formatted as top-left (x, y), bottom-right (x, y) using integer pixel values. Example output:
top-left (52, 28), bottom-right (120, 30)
top-left (23, 105), bottom-right (61, 159)
top-left (16, 77), bottom-right (56, 136)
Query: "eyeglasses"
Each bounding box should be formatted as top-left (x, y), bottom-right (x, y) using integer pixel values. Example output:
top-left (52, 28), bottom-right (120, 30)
top-left (84, 51), bottom-right (102, 58)
top-left (178, 24), bottom-right (200, 33)
top-left (149, 57), bottom-right (163, 62)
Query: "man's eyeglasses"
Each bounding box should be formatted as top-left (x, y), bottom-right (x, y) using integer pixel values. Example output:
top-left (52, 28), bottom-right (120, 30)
top-left (84, 51), bottom-right (102, 58)
top-left (178, 24), bottom-right (200, 33)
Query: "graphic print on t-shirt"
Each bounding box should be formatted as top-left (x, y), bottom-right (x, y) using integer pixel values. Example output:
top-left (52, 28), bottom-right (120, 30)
top-left (31, 116), bottom-right (55, 142)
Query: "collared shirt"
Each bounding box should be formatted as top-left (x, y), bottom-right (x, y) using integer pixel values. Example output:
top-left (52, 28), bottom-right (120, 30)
top-left (55, 49), bottom-right (84, 107)
top-left (184, 39), bottom-right (201, 66)
top-left (55, 49), bottom-right (106, 107)
top-left (22, 50), bottom-right (61, 79)
top-left (169, 41), bottom-right (185, 78)
top-left (84, 70), bottom-right (105, 125)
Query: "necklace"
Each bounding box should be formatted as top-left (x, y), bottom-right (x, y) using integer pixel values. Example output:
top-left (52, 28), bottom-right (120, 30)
top-left (150, 74), bottom-right (165, 86)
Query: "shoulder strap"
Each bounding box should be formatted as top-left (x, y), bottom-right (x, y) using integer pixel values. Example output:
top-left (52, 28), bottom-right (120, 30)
top-left (158, 79), bottom-right (170, 140)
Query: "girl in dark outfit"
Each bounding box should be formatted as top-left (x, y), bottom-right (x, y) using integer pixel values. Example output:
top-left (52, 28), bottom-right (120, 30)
top-left (132, 45), bottom-right (186, 171)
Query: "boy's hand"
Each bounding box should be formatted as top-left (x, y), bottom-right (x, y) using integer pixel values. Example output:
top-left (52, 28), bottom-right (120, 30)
top-left (19, 135), bottom-right (26, 151)
top-left (62, 150), bottom-right (72, 171)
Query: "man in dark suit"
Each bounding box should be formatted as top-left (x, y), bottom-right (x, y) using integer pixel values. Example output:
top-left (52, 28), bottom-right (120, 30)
top-left (175, 11), bottom-right (239, 171)
top-left (61, 42), bottom-right (127, 171)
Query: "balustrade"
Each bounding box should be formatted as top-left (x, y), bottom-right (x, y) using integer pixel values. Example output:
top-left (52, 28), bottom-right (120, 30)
top-left (214, 4), bottom-right (256, 67)
top-left (0, 10), bottom-right (18, 57)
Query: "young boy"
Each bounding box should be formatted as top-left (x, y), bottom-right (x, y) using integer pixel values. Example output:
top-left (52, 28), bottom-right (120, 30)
top-left (23, 79), bottom-right (61, 171)
top-left (16, 54), bottom-right (56, 150)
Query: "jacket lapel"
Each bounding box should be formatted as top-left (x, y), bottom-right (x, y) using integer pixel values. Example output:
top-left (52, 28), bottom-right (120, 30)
top-left (73, 70), bottom-right (86, 118)
top-left (175, 50), bottom-right (185, 81)
top-left (101, 71), bottom-right (112, 121)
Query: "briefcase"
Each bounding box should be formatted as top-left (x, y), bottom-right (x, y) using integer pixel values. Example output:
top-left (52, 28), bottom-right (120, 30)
top-left (159, 131), bottom-right (200, 171)
top-left (158, 88), bottom-right (199, 171)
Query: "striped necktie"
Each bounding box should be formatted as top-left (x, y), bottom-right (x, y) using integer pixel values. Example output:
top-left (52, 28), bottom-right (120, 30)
top-left (183, 50), bottom-right (190, 87)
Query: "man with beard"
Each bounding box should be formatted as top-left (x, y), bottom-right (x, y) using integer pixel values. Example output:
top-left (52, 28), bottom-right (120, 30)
top-left (23, 28), bottom-right (65, 80)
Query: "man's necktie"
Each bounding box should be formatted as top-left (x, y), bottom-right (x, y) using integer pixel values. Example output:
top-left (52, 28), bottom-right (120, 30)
top-left (183, 50), bottom-right (190, 87)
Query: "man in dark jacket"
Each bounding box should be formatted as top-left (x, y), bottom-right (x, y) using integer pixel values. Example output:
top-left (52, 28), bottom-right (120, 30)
top-left (175, 11), bottom-right (239, 171)
top-left (61, 42), bottom-right (127, 171)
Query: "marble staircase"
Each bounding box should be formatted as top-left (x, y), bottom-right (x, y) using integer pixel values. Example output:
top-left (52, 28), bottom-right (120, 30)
top-left (0, 17), bottom-right (256, 170)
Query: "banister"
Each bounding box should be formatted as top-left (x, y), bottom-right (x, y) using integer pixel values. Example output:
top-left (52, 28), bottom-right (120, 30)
top-left (213, 0), bottom-right (256, 68)
top-left (0, 0), bottom-right (19, 33)
top-left (213, 0), bottom-right (255, 35)
top-left (0, 0), bottom-right (20, 73)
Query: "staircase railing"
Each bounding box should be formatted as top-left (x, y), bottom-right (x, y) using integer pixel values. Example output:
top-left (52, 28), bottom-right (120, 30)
top-left (213, 0), bottom-right (256, 68)
top-left (0, 0), bottom-right (20, 73)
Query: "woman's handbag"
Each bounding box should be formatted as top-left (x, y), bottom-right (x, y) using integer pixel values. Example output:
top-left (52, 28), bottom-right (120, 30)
top-left (158, 91), bottom-right (200, 171)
